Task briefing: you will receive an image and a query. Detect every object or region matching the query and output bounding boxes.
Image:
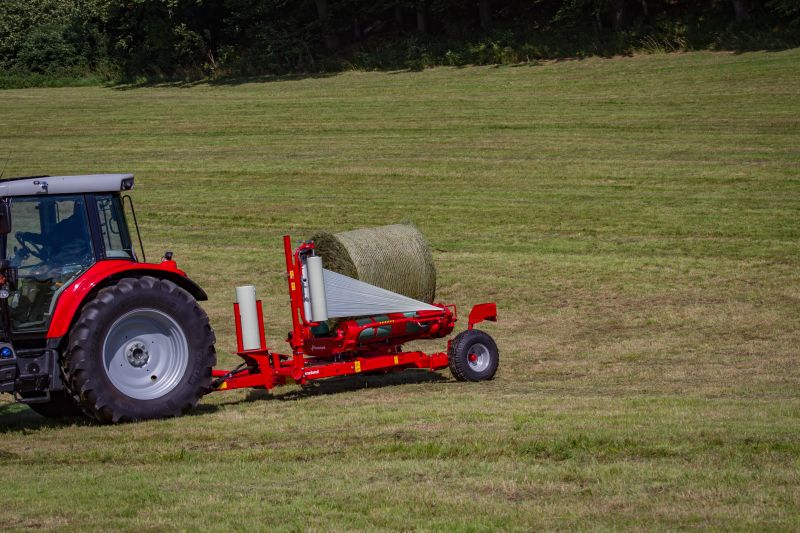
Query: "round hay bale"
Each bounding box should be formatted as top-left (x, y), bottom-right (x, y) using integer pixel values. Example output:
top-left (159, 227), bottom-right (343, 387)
top-left (310, 223), bottom-right (436, 303)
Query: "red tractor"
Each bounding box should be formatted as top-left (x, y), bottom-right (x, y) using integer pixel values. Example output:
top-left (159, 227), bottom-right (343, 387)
top-left (0, 174), bottom-right (215, 422)
top-left (0, 174), bottom-right (498, 423)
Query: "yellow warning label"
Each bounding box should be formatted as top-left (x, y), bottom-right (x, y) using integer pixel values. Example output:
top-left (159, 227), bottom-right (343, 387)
top-left (394, 356), bottom-right (399, 365)
top-left (289, 271), bottom-right (295, 279)
top-left (290, 282), bottom-right (296, 291)
top-left (219, 382), bottom-right (228, 390)
top-left (354, 361), bottom-right (361, 373)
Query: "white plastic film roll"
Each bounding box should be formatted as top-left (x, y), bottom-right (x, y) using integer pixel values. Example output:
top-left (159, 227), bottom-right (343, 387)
top-left (301, 264), bottom-right (312, 321)
top-left (235, 285), bottom-right (261, 351)
top-left (306, 256), bottom-right (328, 322)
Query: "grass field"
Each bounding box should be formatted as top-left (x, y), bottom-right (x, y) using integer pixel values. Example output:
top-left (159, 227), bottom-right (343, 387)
top-left (1, 49), bottom-right (799, 530)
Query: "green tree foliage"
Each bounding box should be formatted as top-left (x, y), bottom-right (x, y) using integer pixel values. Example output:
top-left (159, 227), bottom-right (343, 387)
top-left (1, 0), bottom-right (798, 81)
top-left (0, 0), bottom-right (110, 75)
top-left (769, 0), bottom-right (800, 19)
top-left (106, 0), bottom-right (212, 76)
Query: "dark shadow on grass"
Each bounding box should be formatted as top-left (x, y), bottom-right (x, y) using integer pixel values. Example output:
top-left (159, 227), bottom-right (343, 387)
top-left (277, 369), bottom-right (450, 401)
top-left (111, 59), bottom-right (549, 89)
top-left (112, 70), bottom-right (340, 90)
top-left (103, 45), bottom-right (800, 91)
top-left (191, 369), bottom-right (450, 415)
top-left (0, 402), bottom-right (91, 432)
top-left (0, 370), bottom-right (451, 426)
top-left (121, 43), bottom-right (797, 89)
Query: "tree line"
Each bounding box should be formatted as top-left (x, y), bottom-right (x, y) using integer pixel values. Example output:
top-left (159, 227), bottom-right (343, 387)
top-left (1, 0), bottom-right (798, 83)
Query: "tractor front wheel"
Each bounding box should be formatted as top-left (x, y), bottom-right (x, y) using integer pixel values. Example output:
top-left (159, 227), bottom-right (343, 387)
top-left (64, 276), bottom-right (216, 423)
top-left (448, 329), bottom-right (499, 382)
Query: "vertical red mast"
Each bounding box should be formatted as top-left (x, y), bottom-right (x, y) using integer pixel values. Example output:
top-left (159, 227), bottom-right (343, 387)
top-left (283, 235), bottom-right (304, 354)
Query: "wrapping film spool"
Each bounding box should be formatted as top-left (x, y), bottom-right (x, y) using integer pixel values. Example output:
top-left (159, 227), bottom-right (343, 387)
top-left (306, 256), bottom-right (329, 322)
top-left (301, 263), bottom-right (312, 321)
top-left (235, 285), bottom-right (261, 351)
top-left (309, 223), bottom-right (436, 304)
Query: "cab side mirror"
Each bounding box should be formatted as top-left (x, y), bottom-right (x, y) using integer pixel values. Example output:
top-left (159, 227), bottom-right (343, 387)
top-left (0, 200), bottom-right (9, 235)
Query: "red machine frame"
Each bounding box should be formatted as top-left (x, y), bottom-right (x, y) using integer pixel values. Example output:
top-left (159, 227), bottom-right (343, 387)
top-left (210, 235), bottom-right (497, 392)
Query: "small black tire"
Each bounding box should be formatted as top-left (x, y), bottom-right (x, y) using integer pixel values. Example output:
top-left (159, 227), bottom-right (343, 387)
top-left (63, 276), bottom-right (216, 423)
top-left (25, 391), bottom-right (86, 419)
top-left (448, 329), bottom-right (499, 382)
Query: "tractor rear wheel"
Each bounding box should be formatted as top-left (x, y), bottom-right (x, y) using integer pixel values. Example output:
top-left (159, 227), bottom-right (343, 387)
top-left (448, 329), bottom-right (499, 382)
top-left (63, 276), bottom-right (216, 423)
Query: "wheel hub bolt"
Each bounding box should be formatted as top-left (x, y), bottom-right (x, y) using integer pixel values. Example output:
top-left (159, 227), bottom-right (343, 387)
top-left (125, 341), bottom-right (150, 368)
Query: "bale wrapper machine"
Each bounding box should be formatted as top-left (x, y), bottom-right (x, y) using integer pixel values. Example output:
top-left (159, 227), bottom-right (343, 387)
top-left (212, 236), bottom-right (500, 392)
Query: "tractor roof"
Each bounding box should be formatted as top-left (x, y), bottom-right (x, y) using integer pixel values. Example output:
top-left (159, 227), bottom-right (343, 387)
top-left (0, 174), bottom-right (134, 197)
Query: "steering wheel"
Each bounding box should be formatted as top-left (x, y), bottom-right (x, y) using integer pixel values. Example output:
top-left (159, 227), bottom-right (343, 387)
top-left (15, 231), bottom-right (47, 261)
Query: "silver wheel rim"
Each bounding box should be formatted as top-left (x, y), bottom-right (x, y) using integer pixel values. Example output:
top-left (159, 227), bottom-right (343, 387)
top-left (467, 342), bottom-right (491, 372)
top-left (103, 308), bottom-right (189, 400)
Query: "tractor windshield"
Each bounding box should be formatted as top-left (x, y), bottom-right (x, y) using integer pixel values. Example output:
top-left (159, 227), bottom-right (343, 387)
top-left (6, 195), bottom-right (95, 332)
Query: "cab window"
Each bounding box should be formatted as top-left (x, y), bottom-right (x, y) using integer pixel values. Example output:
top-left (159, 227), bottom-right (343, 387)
top-left (7, 195), bottom-right (95, 332)
top-left (96, 195), bottom-right (133, 259)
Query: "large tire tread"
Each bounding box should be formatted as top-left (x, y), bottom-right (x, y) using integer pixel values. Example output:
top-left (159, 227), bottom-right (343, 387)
top-left (62, 276), bottom-right (216, 423)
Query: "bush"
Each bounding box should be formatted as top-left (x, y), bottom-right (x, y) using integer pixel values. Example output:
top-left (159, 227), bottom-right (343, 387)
top-left (0, 0), bottom-right (109, 77)
top-left (16, 24), bottom-right (79, 74)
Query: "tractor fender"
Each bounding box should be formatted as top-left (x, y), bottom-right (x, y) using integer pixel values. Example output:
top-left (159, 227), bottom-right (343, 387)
top-left (46, 259), bottom-right (208, 341)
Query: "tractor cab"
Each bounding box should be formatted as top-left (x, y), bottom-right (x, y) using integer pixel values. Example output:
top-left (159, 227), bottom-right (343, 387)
top-left (0, 174), bottom-right (139, 336)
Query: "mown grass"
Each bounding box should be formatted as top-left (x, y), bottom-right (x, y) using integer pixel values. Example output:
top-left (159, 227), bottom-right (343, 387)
top-left (0, 49), bottom-right (799, 530)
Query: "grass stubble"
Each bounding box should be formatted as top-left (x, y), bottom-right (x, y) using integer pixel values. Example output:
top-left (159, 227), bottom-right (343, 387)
top-left (0, 50), bottom-right (798, 530)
